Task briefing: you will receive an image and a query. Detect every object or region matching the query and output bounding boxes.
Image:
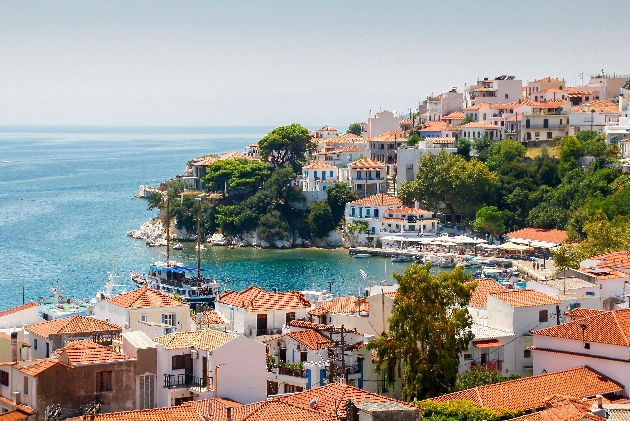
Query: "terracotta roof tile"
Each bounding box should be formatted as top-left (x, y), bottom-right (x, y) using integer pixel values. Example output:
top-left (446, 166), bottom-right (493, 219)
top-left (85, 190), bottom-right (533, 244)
top-left (303, 162), bottom-right (338, 169)
top-left (347, 193), bottom-right (402, 207)
top-left (461, 122), bottom-right (501, 129)
top-left (442, 111), bottom-right (465, 120)
top-left (371, 130), bottom-right (406, 141)
top-left (584, 251), bottom-right (630, 271)
top-left (508, 397), bottom-right (605, 421)
top-left (308, 296), bottom-right (369, 316)
top-left (199, 310), bottom-right (227, 325)
top-left (16, 359), bottom-right (70, 376)
top-left (429, 137), bottom-right (458, 144)
top-left (464, 103), bottom-right (492, 110)
top-left (0, 302), bottom-right (37, 319)
top-left (90, 405), bottom-right (202, 421)
top-left (153, 329), bottom-right (236, 350)
top-left (287, 320), bottom-right (330, 330)
top-left (432, 366), bottom-right (622, 411)
top-left (467, 279), bottom-right (506, 308)
top-left (533, 309), bottom-right (630, 346)
top-left (25, 315), bottom-right (122, 338)
top-left (347, 158), bottom-right (386, 168)
top-left (187, 398), bottom-right (244, 421)
top-left (0, 410), bottom-right (30, 421)
top-left (264, 329), bottom-right (330, 351)
top-left (384, 291), bottom-right (398, 299)
top-left (490, 290), bottom-right (561, 308)
top-left (106, 286), bottom-right (187, 309)
top-left (506, 228), bottom-right (568, 244)
top-left (277, 382), bottom-right (414, 418)
top-left (0, 396), bottom-right (35, 416)
top-left (533, 77), bottom-right (564, 83)
top-left (216, 286), bottom-right (311, 312)
top-left (55, 341), bottom-right (132, 365)
top-left (565, 308), bottom-right (606, 319)
top-left (385, 207), bottom-right (432, 215)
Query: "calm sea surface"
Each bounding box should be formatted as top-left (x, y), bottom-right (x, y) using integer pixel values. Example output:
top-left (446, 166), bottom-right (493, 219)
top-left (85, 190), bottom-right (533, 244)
top-left (0, 127), bottom-right (413, 308)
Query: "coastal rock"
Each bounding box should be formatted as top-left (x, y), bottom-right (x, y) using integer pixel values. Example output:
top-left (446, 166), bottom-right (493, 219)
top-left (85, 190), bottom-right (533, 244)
top-left (173, 226), bottom-right (196, 241)
top-left (342, 230), bottom-right (368, 248)
top-left (311, 230), bottom-right (343, 248)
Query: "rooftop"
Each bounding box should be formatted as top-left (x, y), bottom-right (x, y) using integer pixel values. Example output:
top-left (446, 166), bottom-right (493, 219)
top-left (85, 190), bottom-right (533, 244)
top-left (442, 111), bottom-right (465, 120)
top-left (461, 122), bottom-right (501, 129)
top-left (347, 158), bottom-right (386, 168)
top-left (464, 103), bottom-right (492, 110)
top-left (385, 207), bottom-right (432, 215)
top-left (25, 315), bottom-right (122, 338)
top-left (264, 329), bottom-right (330, 351)
top-left (565, 308), bottom-right (606, 319)
top-left (490, 290), bottom-right (561, 308)
top-left (153, 329), bottom-right (236, 351)
top-left (216, 286), bottom-right (311, 312)
top-left (89, 405), bottom-right (202, 421)
top-left (347, 193), bottom-right (402, 207)
top-left (470, 323), bottom-right (514, 340)
top-left (542, 277), bottom-right (596, 290)
top-left (466, 279), bottom-right (506, 308)
top-left (193, 152), bottom-right (257, 167)
top-left (197, 310), bottom-right (227, 325)
top-left (533, 308), bottom-right (630, 346)
top-left (0, 302), bottom-right (37, 319)
top-left (187, 398), bottom-right (244, 421)
top-left (16, 359), bottom-right (69, 377)
top-left (302, 162), bottom-right (338, 169)
top-left (507, 396), bottom-right (604, 421)
top-left (56, 341), bottom-right (132, 365)
top-left (431, 366), bottom-right (622, 412)
top-left (106, 286), bottom-right (187, 309)
top-left (308, 296), bottom-right (369, 316)
top-left (506, 228), bottom-right (568, 244)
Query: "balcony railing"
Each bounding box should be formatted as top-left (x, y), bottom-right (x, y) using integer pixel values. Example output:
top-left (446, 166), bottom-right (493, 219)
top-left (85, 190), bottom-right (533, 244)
top-left (163, 374), bottom-right (213, 389)
top-left (255, 328), bottom-right (281, 337)
top-left (469, 359), bottom-right (503, 371)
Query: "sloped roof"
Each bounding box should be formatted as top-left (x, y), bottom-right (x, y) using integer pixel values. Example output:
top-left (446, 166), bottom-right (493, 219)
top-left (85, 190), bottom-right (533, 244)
top-left (303, 162), bottom-right (338, 169)
top-left (490, 290), bottom-right (561, 308)
top-left (193, 152), bottom-right (257, 167)
top-left (0, 302), bottom-right (37, 319)
top-left (442, 111), bottom-right (465, 120)
top-left (198, 310), bottom-right (227, 325)
top-left (470, 323), bottom-right (514, 340)
top-left (264, 329), bottom-right (330, 351)
top-left (287, 320), bottom-right (331, 330)
top-left (533, 77), bottom-right (564, 83)
top-left (56, 341), bottom-right (132, 365)
top-left (506, 228), bottom-right (568, 244)
top-left (216, 286), bottom-right (311, 312)
top-left (464, 103), bottom-right (492, 110)
top-left (462, 122), bottom-right (500, 129)
top-left (308, 296), bottom-right (369, 316)
top-left (533, 309), bottom-right (630, 346)
top-left (187, 398), bottom-right (244, 421)
top-left (106, 286), bottom-right (186, 308)
top-left (585, 251), bottom-right (630, 271)
top-left (25, 315), bottom-right (122, 338)
top-left (347, 193), bottom-right (402, 207)
top-left (153, 329), bottom-right (236, 351)
top-left (466, 279), bottom-right (506, 308)
top-left (385, 207), bottom-right (432, 215)
top-left (276, 382), bottom-right (414, 419)
top-left (347, 158), bottom-right (386, 168)
top-left (372, 130), bottom-right (406, 141)
top-left (0, 409), bottom-right (29, 421)
top-left (507, 397), bottom-right (605, 421)
top-left (431, 366), bottom-right (622, 411)
top-left (189, 399), bottom-right (334, 421)
top-left (16, 359), bottom-right (70, 377)
top-left (565, 308), bottom-right (606, 319)
top-left (91, 405), bottom-right (202, 421)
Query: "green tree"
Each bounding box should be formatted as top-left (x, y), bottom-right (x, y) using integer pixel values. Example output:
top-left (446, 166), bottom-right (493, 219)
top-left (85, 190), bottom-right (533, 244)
top-left (485, 140), bottom-right (526, 172)
top-left (473, 206), bottom-right (505, 237)
top-left (418, 399), bottom-right (521, 421)
top-left (575, 130), bottom-right (599, 143)
top-left (347, 122), bottom-right (362, 136)
top-left (456, 138), bottom-right (472, 160)
top-left (407, 133), bottom-right (422, 147)
top-left (455, 366), bottom-right (520, 391)
top-left (258, 124), bottom-right (314, 171)
top-left (578, 210), bottom-right (630, 257)
top-left (461, 114), bottom-right (474, 125)
top-left (551, 244), bottom-right (582, 277)
top-left (256, 211), bottom-right (290, 243)
top-left (202, 158), bottom-right (270, 195)
top-left (147, 191), bottom-right (165, 211)
top-left (325, 183), bottom-right (357, 226)
top-left (307, 201), bottom-right (335, 238)
top-left (368, 264), bottom-right (475, 400)
top-left (473, 134), bottom-right (496, 163)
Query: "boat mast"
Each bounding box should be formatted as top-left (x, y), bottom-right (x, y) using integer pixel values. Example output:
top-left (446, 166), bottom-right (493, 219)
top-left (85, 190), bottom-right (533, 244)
top-left (166, 197), bottom-right (170, 267)
top-left (197, 198), bottom-right (202, 281)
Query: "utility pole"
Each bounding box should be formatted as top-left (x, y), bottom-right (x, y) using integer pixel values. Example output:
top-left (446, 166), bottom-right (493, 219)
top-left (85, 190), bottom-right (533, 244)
top-left (197, 198), bottom-right (202, 282)
top-left (166, 197), bottom-right (170, 267)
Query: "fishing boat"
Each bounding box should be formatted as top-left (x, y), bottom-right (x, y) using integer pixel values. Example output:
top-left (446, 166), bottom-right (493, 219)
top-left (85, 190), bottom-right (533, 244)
top-left (391, 255), bottom-right (412, 262)
top-left (38, 280), bottom-right (92, 321)
top-left (173, 243), bottom-right (184, 250)
top-left (354, 253), bottom-right (371, 258)
top-left (132, 198), bottom-right (221, 308)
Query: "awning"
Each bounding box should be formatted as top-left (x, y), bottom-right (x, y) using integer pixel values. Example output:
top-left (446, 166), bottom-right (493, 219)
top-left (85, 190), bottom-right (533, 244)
top-left (473, 339), bottom-right (503, 348)
top-left (496, 242), bottom-right (532, 251)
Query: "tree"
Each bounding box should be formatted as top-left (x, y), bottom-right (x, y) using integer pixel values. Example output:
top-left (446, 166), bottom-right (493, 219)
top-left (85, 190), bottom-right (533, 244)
top-left (578, 210), bottom-right (630, 257)
top-left (485, 140), bottom-right (526, 172)
top-left (418, 399), bottom-right (521, 421)
top-left (407, 133), bottom-right (422, 147)
top-left (455, 366), bottom-right (520, 391)
top-left (347, 122), bottom-right (362, 136)
top-left (368, 264), bottom-right (475, 400)
top-left (147, 191), bottom-right (165, 211)
top-left (326, 183), bottom-right (357, 225)
top-left (461, 114), bottom-right (474, 125)
top-left (308, 201), bottom-right (335, 238)
top-left (576, 130), bottom-right (599, 143)
top-left (202, 158), bottom-right (269, 195)
top-left (551, 244), bottom-right (582, 278)
top-left (473, 134), bottom-right (496, 163)
top-left (473, 206), bottom-right (505, 237)
top-left (258, 124), bottom-right (314, 171)
top-left (456, 138), bottom-right (472, 160)
top-left (256, 211), bottom-right (290, 243)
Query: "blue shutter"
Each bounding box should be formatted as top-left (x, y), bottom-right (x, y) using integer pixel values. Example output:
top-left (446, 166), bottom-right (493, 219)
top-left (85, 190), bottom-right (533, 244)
top-left (320, 369), bottom-right (327, 386)
top-left (306, 369), bottom-right (312, 389)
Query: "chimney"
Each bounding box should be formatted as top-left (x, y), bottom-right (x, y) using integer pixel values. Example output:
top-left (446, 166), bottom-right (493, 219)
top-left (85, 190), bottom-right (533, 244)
top-left (597, 394), bottom-right (603, 409)
top-left (11, 332), bottom-right (18, 362)
top-left (12, 391), bottom-right (19, 405)
top-left (226, 406), bottom-right (232, 421)
top-left (310, 399), bottom-right (318, 409)
top-left (414, 201), bottom-right (420, 209)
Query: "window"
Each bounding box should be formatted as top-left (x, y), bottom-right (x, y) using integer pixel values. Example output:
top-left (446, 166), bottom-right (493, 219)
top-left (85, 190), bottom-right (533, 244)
top-left (463, 353), bottom-right (472, 360)
top-left (96, 371), bottom-right (113, 392)
top-left (34, 339), bottom-right (37, 350)
top-left (0, 371), bottom-right (8, 386)
top-left (525, 119), bottom-right (531, 129)
top-left (23, 377), bottom-right (28, 395)
top-left (374, 209), bottom-right (379, 218)
top-left (139, 374), bottom-right (155, 409)
top-left (329, 171), bottom-right (333, 178)
top-left (560, 119), bottom-right (563, 125)
top-left (162, 313), bottom-right (176, 327)
top-left (547, 132), bottom-right (553, 139)
top-left (539, 310), bottom-right (548, 322)
top-left (301, 351), bottom-right (308, 362)
top-left (376, 171), bottom-right (381, 179)
top-left (535, 132), bottom-right (540, 138)
top-left (366, 209), bottom-right (371, 217)
top-left (351, 207), bottom-right (355, 217)
top-left (285, 312), bottom-right (296, 324)
top-left (140, 314), bottom-right (148, 322)
top-left (523, 350), bottom-right (531, 358)
top-left (172, 355), bottom-right (186, 370)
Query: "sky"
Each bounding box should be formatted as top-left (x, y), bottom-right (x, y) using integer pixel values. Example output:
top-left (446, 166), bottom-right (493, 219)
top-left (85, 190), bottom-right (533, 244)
top-left (2, 0), bottom-right (630, 128)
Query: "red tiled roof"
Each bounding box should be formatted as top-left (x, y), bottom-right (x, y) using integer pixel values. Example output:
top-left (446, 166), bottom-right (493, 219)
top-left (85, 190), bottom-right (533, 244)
top-left (216, 286), bottom-right (311, 312)
top-left (187, 398), bottom-right (244, 421)
top-left (198, 310), bottom-right (227, 325)
top-left (432, 366), bottom-right (622, 412)
top-left (462, 122), bottom-right (500, 129)
top-left (348, 158), bottom-right (386, 168)
top-left (533, 309), bottom-right (630, 346)
top-left (347, 193), bottom-right (402, 207)
top-left (16, 359), bottom-right (70, 377)
top-left (264, 329), bottom-right (330, 351)
top-left (385, 207), bottom-right (432, 215)
top-left (533, 77), bottom-right (565, 83)
top-left (0, 410), bottom-right (30, 421)
top-left (466, 279), bottom-right (506, 308)
top-left (153, 329), bottom-right (236, 350)
top-left (56, 341), bottom-right (132, 365)
top-left (372, 130), bottom-right (406, 141)
top-left (585, 251), bottom-right (630, 271)
top-left (0, 302), bottom-right (37, 319)
top-left (0, 396), bottom-right (35, 416)
top-left (506, 228), bottom-right (568, 244)
top-left (565, 308), bottom-right (606, 319)
top-left (531, 100), bottom-right (569, 109)
top-left (303, 162), bottom-right (338, 169)
top-left (91, 405), bottom-right (202, 421)
top-left (276, 382), bottom-right (414, 419)
top-left (384, 291), bottom-right (398, 299)
top-left (308, 296), bottom-right (369, 316)
top-left (490, 290), bottom-right (561, 308)
top-left (287, 320), bottom-right (330, 330)
top-left (429, 137), bottom-right (458, 144)
top-left (464, 103), bottom-right (492, 110)
top-left (25, 315), bottom-right (122, 338)
top-left (442, 111), bottom-right (465, 120)
top-left (507, 397), bottom-right (605, 421)
top-left (106, 286), bottom-right (186, 308)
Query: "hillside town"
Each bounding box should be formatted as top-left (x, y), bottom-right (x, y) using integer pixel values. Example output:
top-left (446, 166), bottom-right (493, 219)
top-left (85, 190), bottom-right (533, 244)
top-left (4, 72), bottom-right (630, 421)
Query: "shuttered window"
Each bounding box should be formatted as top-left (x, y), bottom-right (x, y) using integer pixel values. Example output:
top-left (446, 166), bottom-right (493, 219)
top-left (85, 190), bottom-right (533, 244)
top-left (139, 374), bottom-right (155, 409)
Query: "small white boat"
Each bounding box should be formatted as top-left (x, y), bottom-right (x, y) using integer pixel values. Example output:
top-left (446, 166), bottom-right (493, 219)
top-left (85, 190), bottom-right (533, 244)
top-left (173, 243), bottom-right (184, 250)
top-left (195, 244), bottom-right (205, 251)
top-left (391, 256), bottom-right (412, 262)
top-left (354, 253), bottom-right (371, 258)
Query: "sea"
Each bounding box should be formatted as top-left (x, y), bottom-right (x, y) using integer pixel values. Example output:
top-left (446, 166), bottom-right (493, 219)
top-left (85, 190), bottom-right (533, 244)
top-left (0, 126), bottom-right (414, 309)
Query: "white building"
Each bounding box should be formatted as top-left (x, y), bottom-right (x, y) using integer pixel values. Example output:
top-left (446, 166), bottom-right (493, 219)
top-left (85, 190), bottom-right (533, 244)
top-left (153, 329), bottom-right (267, 406)
top-left (459, 323), bottom-right (516, 375)
top-left (94, 287), bottom-right (191, 333)
top-left (344, 193), bottom-right (402, 237)
top-left (395, 142), bottom-right (457, 188)
top-left (314, 125), bottom-right (338, 139)
top-left (520, 101), bottom-right (571, 142)
top-left (464, 75), bottom-right (523, 107)
top-left (301, 162), bottom-right (339, 192)
top-left (361, 110), bottom-right (402, 139)
top-left (526, 77), bottom-right (566, 96)
top-left (568, 100), bottom-right (620, 135)
top-left (379, 207), bottom-right (437, 238)
top-left (214, 286), bottom-right (312, 338)
top-left (312, 146), bottom-right (369, 168)
top-left (0, 303), bottom-right (42, 330)
top-left (461, 122), bottom-right (501, 140)
top-left (341, 158), bottom-right (387, 198)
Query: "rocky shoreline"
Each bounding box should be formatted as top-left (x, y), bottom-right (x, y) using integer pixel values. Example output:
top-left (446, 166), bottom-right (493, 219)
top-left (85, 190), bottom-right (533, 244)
top-left (127, 218), bottom-right (367, 249)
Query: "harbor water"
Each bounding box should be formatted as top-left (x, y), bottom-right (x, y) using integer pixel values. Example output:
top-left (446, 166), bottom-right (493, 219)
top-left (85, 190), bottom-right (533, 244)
top-left (0, 126), bottom-right (415, 308)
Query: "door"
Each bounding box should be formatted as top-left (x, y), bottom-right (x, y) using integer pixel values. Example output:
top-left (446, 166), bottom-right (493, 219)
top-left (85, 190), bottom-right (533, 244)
top-left (279, 348), bottom-right (286, 363)
top-left (185, 354), bottom-right (193, 384)
top-left (202, 356), bottom-right (207, 387)
top-left (257, 314), bottom-right (267, 336)
top-left (480, 353), bottom-right (487, 364)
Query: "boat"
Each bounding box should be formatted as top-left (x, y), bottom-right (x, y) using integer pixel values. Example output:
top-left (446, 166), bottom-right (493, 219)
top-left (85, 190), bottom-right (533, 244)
top-left (354, 253), bottom-right (371, 258)
top-left (131, 198), bottom-right (221, 308)
top-left (391, 255), bottom-right (412, 262)
top-left (38, 280), bottom-right (92, 321)
top-left (92, 262), bottom-right (128, 303)
top-left (173, 243), bottom-right (184, 250)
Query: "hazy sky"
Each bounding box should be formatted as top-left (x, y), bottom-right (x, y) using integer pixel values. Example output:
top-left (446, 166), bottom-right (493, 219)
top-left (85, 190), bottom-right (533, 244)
top-left (2, 0), bottom-right (630, 128)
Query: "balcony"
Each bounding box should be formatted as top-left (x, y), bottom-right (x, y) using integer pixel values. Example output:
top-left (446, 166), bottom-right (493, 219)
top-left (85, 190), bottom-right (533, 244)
top-left (163, 374), bottom-right (213, 390)
top-left (468, 359), bottom-right (503, 371)
top-left (255, 328), bottom-right (282, 337)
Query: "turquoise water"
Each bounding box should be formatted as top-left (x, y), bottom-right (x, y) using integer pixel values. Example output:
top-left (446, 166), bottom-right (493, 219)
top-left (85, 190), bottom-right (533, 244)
top-left (0, 127), bottom-right (411, 308)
